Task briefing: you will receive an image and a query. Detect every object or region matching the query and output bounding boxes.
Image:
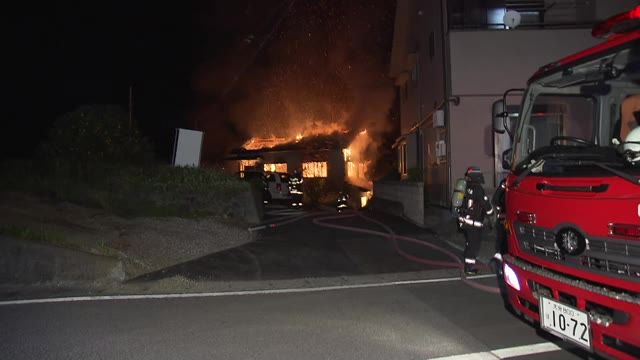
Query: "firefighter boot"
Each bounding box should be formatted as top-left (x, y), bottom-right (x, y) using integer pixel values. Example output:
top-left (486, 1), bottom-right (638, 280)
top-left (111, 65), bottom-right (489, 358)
top-left (464, 262), bottom-right (478, 276)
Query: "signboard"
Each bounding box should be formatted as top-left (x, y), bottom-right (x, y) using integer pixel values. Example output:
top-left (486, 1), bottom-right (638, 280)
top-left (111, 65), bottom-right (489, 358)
top-left (172, 128), bottom-right (204, 167)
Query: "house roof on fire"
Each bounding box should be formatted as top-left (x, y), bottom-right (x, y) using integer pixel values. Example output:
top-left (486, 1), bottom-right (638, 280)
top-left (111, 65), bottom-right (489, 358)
top-left (225, 132), bottom-right (351, 160)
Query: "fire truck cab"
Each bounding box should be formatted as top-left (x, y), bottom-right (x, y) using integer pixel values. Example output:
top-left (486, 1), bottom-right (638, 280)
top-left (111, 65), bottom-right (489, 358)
top-left (498, 7), bottom-right (640, 360)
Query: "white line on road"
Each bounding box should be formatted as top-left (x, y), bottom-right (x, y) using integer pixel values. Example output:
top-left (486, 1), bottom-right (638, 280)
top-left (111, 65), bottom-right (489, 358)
top-left (428, 342), bottom-right (561, 360)
top-left (491, 342), bottom-right (561, 358)
top-left (0, 274), bottom-right (495, 306)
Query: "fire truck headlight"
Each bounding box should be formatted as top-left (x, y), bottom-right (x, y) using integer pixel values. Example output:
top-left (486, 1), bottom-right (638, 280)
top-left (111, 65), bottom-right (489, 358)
top-left (503, 262), bottom-right (521, 291)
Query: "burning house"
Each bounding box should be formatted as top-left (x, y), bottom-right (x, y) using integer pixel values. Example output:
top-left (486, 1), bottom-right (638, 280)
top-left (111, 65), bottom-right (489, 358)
top-left (224, 128), bottom-right (373, 190)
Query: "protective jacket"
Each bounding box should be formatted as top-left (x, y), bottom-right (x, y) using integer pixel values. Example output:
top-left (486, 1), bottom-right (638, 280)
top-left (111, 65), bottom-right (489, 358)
top-left (289, 173), bottom-right (303, 194)
top-left (458, 182), bottom-right (493, 228)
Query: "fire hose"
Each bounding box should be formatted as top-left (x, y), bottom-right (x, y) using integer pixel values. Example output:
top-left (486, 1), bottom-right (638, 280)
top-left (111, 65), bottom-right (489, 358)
top-left (248, 210), bottom-right (331, 232)
top-left (312, 211), bottom-right (501, 294)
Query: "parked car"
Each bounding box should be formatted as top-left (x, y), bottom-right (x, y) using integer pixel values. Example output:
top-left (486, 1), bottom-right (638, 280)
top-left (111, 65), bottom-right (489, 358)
top-left (264, 172), bottom-right (291, 202)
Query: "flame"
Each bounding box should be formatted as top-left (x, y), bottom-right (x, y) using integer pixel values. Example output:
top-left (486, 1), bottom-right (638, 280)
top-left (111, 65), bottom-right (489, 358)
top-left (243, 136), bottom-right (288, 150)
top-left (342, 148), bottom-right (351, 161)
top-left (302, 161), bottom-right (328, 178)
top-left (345, 129), bottom-right (373, 189)
top-left (243, 121), bottom-right (348, 150)
top-left (360, 191), bottom-right (373, 208)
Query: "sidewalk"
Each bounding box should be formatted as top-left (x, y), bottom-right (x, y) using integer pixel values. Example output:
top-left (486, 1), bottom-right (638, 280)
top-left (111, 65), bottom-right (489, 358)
top-left (368, 200), bottom-right (498, 265)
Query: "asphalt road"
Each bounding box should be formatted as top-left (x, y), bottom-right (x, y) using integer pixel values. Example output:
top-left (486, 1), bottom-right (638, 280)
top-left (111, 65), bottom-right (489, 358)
top-left (136, 207), bottom-right (454, 282)
top-left (0, 277), bottom-right (592, 360)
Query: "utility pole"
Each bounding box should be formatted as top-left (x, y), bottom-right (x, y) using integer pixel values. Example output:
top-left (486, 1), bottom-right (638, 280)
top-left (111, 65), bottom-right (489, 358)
top-left (129, 84), bottom-right (133, 132)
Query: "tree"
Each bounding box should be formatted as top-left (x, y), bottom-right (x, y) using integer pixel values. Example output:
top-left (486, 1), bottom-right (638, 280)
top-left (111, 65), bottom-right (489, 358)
top-left (41, 105), bottom-right (153, 179)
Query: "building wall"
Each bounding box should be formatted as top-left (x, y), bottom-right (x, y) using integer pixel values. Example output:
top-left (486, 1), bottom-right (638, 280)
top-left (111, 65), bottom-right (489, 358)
top-left (262, 150), bottom-right (303, 173)
top-left (595, 1), bottom-right (638, 21)
top-left (448, 28), bottom-right (600, 188)
top-left (416, 0), bottom-right (449, 206)
top-left (386, 0), bottom-right (637, 208)
top-left (228, 149), bottom-right (346, 188)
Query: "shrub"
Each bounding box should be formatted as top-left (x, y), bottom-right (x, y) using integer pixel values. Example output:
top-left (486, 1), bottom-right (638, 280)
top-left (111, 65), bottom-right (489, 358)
top-left (40, 104), bottom-right (154, 180)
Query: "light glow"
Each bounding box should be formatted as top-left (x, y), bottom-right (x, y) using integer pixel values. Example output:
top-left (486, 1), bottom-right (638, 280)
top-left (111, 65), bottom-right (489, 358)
top-left (503, 262), bottom-right (521, 291)
top-left (302, 162), bottom-right (327, 178)
top-left (342, 148), bottom-right (351, 162)
top-left (239, 160), bottom-right (259, 177)
top-left (264, 163), bottom-right (288, 173)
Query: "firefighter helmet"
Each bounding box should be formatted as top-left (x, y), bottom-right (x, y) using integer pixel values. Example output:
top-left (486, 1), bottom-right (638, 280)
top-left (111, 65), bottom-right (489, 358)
top-left (465, 166), bottom-right (485, 184)
top-left (623, 126), bottom-right (640, 164)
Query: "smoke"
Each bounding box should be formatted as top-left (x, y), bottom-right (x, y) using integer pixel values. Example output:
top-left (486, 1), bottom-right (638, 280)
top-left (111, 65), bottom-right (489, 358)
top-left (190, 0), bottom-right (396, 165)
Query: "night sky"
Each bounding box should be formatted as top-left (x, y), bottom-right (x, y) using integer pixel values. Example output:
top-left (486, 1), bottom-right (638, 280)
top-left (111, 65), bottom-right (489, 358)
top-left (5, 1), bottom-right (396, 163)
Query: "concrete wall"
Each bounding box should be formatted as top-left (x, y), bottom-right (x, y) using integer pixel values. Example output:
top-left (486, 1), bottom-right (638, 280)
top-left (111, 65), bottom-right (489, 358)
top-left (373, 181), bottom-right (424, 226)
top-left (0, 236), bottom-right (125, 284)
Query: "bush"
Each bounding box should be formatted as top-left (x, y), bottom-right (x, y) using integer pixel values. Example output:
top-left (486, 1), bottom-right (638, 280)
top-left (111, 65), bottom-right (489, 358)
top-left (40, 105), bottom-right (154, 180)
top-left (89, 165), bottom-right (250, 218)
top-left (0, 160), bottom-right (249, 219)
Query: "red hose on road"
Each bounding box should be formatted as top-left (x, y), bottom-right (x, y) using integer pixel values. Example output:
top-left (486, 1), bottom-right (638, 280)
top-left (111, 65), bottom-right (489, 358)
top-left (312, 211), bottom-right (501, 294)
top-left (248, 210), bottom-right (330, 232)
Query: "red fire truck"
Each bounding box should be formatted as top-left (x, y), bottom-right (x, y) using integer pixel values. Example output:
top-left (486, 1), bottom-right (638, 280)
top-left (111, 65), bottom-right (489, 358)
top-left (498, 7), bottom-right (640, 360)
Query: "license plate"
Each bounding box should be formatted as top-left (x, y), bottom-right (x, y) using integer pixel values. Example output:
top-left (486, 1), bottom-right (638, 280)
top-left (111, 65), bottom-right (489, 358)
top-left (540, 297), bottom-right (591, 350)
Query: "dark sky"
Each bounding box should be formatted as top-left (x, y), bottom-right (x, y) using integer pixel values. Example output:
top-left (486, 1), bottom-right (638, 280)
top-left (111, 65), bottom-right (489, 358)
top-left (5, 0), bottom-right (395, 162)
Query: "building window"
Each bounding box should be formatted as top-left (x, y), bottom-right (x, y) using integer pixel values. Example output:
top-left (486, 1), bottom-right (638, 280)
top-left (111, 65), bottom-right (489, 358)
top-left (399, 143), bottom-right (407, 175)
top-left (347, 161), bottom-right (368, 179)
top-left (264, 163), bottom-right (288, 173)
top-left (240, 160), bottom-right (258, 172)
top-left (429, 31), bottom-right (435, 62)
top-left (302, 162), bottom-right (327, 178)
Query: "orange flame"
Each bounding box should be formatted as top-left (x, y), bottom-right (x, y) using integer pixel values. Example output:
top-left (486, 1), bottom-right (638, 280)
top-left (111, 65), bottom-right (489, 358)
top-left (345, 129), bottom-right (373, 188)
top-left (243, 121), bottom-right (348, 150)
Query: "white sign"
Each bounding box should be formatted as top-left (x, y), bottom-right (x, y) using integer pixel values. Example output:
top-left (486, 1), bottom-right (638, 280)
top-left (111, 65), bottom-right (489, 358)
top-left (172, 128), bottom-right (204, 167)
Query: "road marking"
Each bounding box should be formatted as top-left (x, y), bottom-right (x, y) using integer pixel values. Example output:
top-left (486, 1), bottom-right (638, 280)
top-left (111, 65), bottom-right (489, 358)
top-left (491, 342), bottom-right (561, 358)
top-left (428, 342), bottom-right (561, 360)
top-left (0, 274), bottom-right (495, 306)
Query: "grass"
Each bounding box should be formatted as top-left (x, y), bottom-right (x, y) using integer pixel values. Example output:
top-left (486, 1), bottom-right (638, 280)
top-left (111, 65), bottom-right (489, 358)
top-left (0, 225), bottom-right (122, 258)
top-left (0, 225), bottom-right (67, 246)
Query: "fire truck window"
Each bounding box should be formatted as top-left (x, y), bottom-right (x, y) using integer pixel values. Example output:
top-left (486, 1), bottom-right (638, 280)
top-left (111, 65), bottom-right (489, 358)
top-left (529, 95), bottom-right (595, 148)
top-left (620, 94), bottom-right (640, 142)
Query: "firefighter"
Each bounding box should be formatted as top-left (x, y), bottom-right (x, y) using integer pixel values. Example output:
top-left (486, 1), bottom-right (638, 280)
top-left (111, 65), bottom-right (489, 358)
top-left (289, 169), bottom-right (304, 207)
top-left (492, 178), bottom-right (507, 262)
top-left (458, 166), bottom-right (493, 275)
top-left (336, 191), bottom-right (349, 213)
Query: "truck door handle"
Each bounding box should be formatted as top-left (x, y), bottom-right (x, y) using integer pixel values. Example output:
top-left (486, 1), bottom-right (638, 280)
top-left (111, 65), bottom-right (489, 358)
top-left (536, 183), bottom-right (609, 193)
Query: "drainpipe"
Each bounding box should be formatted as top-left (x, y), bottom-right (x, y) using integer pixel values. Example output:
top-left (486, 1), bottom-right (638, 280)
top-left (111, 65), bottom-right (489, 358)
top-left (441, 0), bottom-right (452, 207)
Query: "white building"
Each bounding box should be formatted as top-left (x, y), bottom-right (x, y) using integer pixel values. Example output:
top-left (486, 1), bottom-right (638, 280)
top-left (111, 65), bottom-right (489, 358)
top-left (378, 0), bottom-right (637, 224)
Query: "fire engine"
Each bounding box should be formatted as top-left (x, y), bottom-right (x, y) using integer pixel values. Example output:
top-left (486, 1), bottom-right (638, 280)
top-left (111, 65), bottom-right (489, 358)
top-left (497, 7), bottom-right (640, 359)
